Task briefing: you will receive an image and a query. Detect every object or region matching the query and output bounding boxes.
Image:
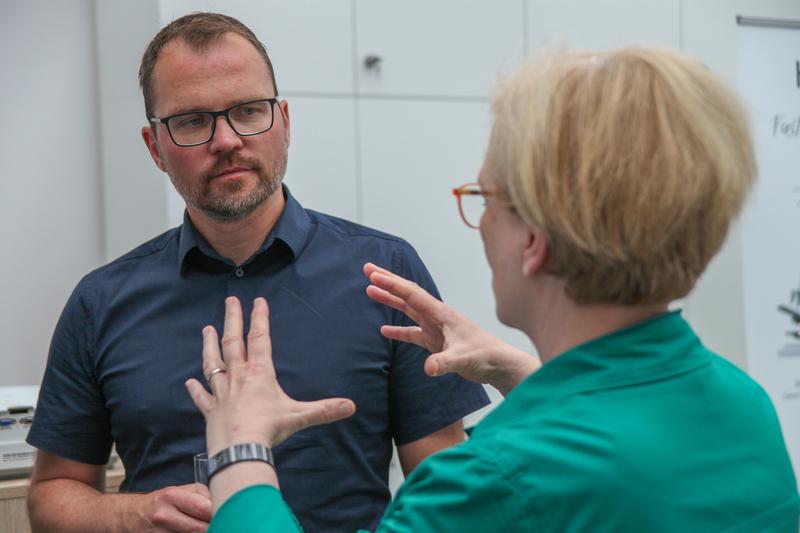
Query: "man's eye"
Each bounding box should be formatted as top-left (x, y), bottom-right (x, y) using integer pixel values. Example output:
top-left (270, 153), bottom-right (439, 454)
top-left (174, 115), bottom-right (208, 129)
top-left (232, 104), bottom-right (268, 121)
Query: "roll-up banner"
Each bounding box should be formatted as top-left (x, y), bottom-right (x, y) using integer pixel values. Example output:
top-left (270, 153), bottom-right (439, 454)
top-left (738, 16), bottom-right (800, 479)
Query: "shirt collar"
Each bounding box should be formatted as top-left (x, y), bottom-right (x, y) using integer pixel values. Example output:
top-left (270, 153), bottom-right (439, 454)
top-left (499, 311), bottom-right (711, 413)
top-left (177, 184), bottom-right (312, 272)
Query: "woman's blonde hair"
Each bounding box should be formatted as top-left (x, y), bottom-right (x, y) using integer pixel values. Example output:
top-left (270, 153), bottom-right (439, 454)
top-left (489, 47), bottom-right (756, 305)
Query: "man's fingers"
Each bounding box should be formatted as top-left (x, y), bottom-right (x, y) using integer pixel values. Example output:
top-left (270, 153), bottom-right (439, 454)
top-left (193, 482), bottom-right (210, 499)
top-left (150, 510), bottom-right (208, 533)
top-left (171, 488), bottom-right (213, 523)
top-left (150, 485), bottom-right (212, 532)
top-left (185, 379), bottom-right (214, 415)
top-left (220, 296), bottom-right (246, 368)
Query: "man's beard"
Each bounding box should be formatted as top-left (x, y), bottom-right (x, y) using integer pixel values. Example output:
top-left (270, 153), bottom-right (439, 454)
top-left (172, 149), bottom-right (287, 221)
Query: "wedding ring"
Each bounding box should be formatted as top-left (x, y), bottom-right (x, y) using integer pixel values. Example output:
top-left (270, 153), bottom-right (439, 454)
top-left (207, 367), bottom-right (226, 382)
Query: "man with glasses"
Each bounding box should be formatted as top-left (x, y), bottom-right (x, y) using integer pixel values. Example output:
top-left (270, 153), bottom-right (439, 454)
top-left (26, 12), bottom-right (488, 533)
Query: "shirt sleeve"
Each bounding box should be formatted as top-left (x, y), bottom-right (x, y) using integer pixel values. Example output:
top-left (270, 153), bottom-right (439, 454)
top-left (209, 445), bottom-right (533, 533)
top-left (209, 485), bottom-right (305, 533)
top-left (26, 278), bottom-right (113, 464)
top-left (388, 241), bottom-right (490, 445)
top-left (376, 443), bottom-right (536, 532)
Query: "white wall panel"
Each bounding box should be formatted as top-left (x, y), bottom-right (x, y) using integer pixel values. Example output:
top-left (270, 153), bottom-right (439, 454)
top-left (359, 99), bottom-right (532, 355)
top-left (160, 0), bottom-right (355, 94)
top-left (1, 1), bottom-right (104, 385)
top-left (527, 0), bottom-right (680, 51)
top-left (356, 0), bottom-right (525, 97)
top-left (281, 96), bottom-right (359, 221)
top-left (95, 1), bottom-right (168, 259)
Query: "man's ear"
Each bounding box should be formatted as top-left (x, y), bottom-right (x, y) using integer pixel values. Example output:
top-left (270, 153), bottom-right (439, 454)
top-left (278, 99), bottom-right (291, 145)
top-left (141, 126), bottom-right (167, 172)
top-left (522, 225), bottom-right (550, 277)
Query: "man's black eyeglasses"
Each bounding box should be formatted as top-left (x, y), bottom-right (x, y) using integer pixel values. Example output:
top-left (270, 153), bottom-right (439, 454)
top-left (149, 98), bottom-right (279, 147)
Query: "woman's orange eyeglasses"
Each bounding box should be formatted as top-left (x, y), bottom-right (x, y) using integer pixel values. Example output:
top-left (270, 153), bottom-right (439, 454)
top-left (452, 182), bottom-right (495, 229)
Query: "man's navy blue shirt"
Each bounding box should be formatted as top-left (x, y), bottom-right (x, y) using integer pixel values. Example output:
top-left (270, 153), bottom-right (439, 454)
top-left (29, 187), bottom-right (489, 532)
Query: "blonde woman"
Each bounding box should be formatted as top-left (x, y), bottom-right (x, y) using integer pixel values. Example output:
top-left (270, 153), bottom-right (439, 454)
top-left (187, 47), bottom-right (800, 532)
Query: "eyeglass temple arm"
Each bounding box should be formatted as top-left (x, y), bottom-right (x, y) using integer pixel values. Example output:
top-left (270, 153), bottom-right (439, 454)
top-left (452, 188), bottom-right (485, 197)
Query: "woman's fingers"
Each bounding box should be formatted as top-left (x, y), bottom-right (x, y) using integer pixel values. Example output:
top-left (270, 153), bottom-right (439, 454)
top-left (424, 350), bottom-right (485, 382)
top-left (296, 399), bottom-right (356, 432)
top-left (368, 271), bottom-right (442, 320)
top-left (365, 285), bottom-right (421, 323)
top-left (202, 325), bottom-right (229, 395)
top-left (424, 352), bottom-right (454, 377)
top-left (268, 398), bottom-right (356, 448)
top-left (363, 262), bottom-right (392, 278)
top-left (247, 298), bottom-right (276, 374)
top-left (379, 324), bottom-right (425, 346)
top-left (185, 378), bottom-right (214, 415)
top-left (220, 297), bottom-right (247, 370)
top-left (194, 297), bottom-right (359, 449)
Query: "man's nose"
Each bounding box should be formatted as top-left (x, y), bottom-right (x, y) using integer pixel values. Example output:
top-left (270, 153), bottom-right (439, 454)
top-left (209, 116), bottom-right (243, 152)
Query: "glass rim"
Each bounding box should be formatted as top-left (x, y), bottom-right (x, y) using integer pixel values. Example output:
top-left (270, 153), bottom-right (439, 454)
top-left (452, 182), bottom-right (487, 229)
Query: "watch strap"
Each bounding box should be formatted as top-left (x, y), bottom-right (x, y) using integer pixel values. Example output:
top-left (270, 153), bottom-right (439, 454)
top-left (207, 442), bottom-right (275, 481)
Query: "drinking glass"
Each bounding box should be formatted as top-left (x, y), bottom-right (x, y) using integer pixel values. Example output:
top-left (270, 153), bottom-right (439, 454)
top-left (194, 452), bottom-right (209, 486)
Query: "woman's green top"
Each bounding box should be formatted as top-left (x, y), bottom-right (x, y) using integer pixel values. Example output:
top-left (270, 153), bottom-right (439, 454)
top-left (210, 312), bottom-right (800, 532)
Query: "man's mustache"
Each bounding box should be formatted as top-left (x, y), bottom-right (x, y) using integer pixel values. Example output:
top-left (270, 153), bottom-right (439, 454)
top-left (204, 154), bottom-right (264, 184)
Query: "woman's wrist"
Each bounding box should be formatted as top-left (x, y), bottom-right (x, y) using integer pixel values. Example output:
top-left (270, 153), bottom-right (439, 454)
top-left (493, 346), bottom-right (540, 396)
top-left (208, 431), bottom-right (273, 456)
top-left (209, 460), bottom-right (279, 513)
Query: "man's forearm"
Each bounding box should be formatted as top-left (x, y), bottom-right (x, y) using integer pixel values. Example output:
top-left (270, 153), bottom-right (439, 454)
top-left (28, 478), bottom-right (145, 533)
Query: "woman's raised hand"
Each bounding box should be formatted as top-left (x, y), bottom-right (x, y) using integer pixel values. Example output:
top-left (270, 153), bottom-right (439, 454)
top-left (185, 297), bottom-right (356, 456)
top-left (363, 263), bottom-right (539, 396)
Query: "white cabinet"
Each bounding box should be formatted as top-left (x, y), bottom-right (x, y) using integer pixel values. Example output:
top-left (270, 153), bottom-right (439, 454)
top-left (527, 0), bottom-right (680, 50)
top-left (283, 96), bottom-right (359, 221)
top-left (355, 0), bottom-right (526, 97)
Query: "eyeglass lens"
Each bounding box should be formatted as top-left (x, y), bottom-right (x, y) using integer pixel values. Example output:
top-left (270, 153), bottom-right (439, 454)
top-left (458, 189), bottom-right (486, 228)
top-left (167, 100), bottom-right (274, 146)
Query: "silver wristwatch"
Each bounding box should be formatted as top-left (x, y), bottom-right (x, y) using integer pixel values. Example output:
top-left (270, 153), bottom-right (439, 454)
top-left (207, 442), bottom-right (275, 481)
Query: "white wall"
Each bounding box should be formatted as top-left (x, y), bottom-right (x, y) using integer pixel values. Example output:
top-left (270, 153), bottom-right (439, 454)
top-left (681, 0), bottom-right (800, 372)
top-left (0, 0), bottom-right (104, 386)
top-left (95, 1), bottom-right (166, 260)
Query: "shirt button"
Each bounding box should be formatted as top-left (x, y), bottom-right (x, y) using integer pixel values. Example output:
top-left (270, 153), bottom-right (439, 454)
top-left (234, 267), bottom-right (244, 278)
